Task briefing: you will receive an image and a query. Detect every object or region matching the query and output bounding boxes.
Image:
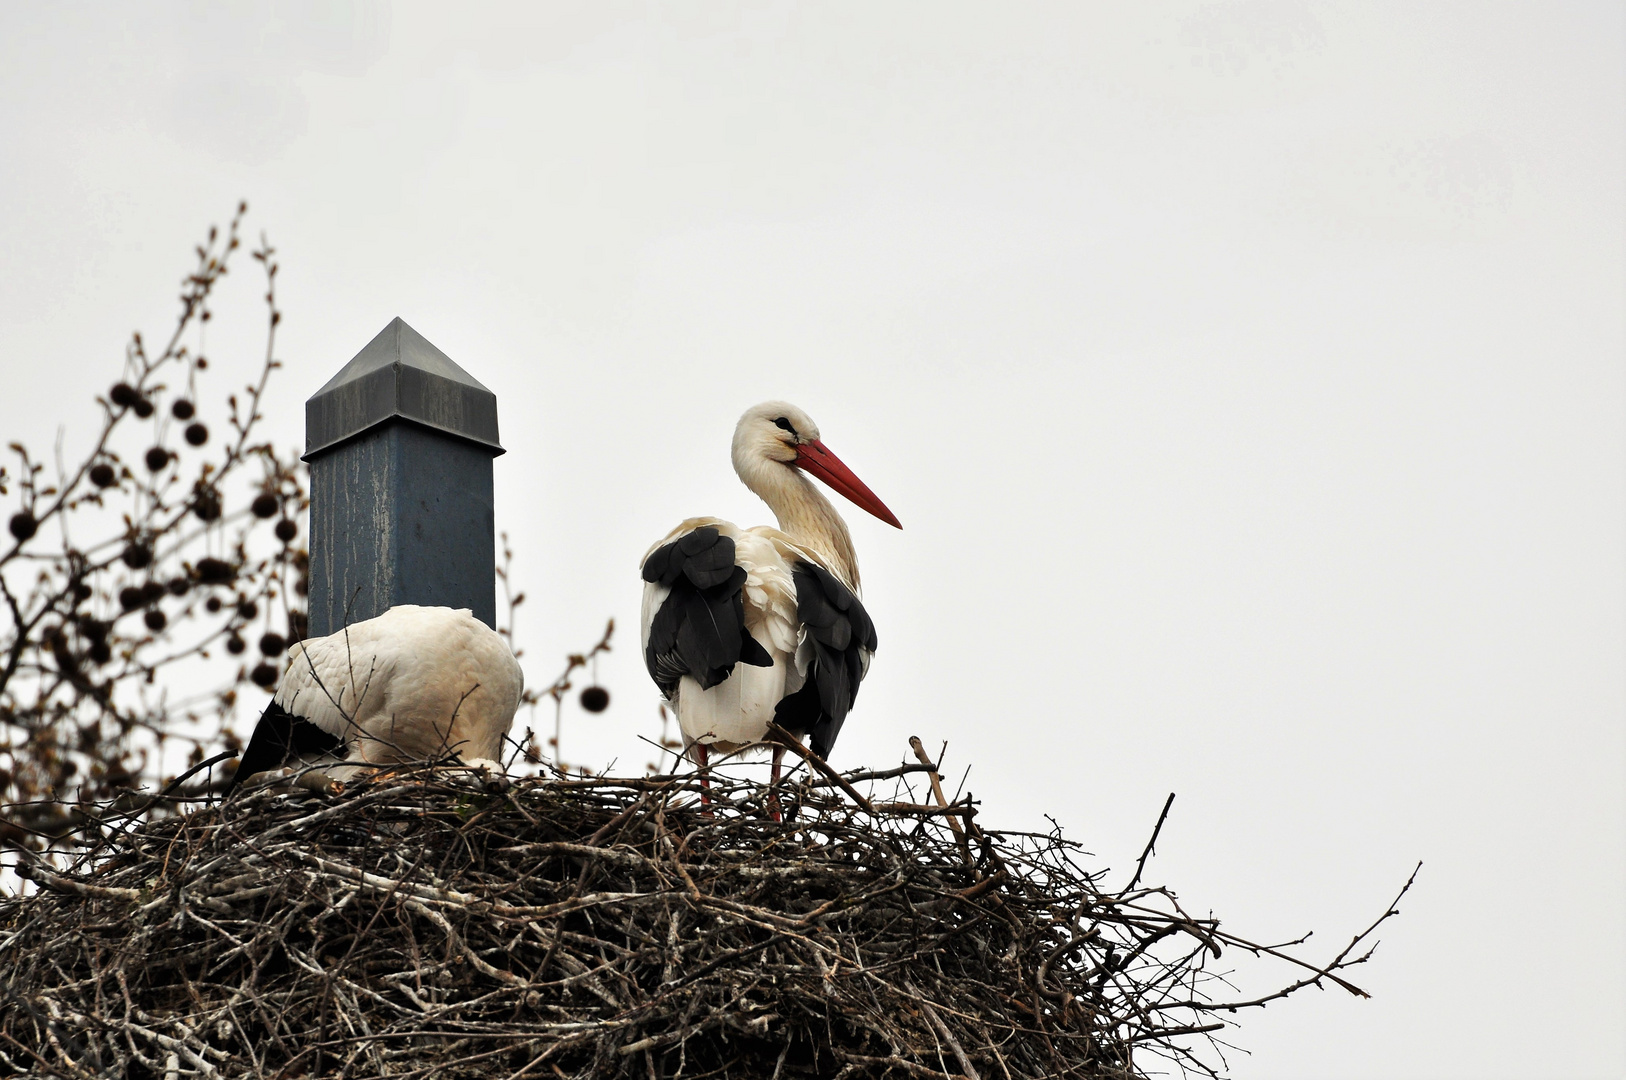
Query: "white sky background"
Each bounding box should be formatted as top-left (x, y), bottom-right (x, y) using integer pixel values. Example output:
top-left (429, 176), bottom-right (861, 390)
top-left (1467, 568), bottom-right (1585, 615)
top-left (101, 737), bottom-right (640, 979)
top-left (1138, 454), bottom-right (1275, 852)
top-left (2, 2), bottom-right (1622, 1076)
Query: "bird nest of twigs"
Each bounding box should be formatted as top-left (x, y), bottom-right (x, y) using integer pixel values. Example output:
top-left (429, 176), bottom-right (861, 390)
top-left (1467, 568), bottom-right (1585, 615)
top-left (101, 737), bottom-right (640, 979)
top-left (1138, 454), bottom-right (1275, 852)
top-left (0, 742), bottom-right (1408, 1080)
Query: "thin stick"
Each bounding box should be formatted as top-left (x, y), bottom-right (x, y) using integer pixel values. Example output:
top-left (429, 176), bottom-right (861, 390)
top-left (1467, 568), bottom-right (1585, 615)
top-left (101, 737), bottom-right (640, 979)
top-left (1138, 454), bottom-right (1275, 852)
top-left (910, 735), bottom-right (972, 865)
top-left (907, 979), bottom-right (982, 1080)
top-left (1127, 792), bottom-right (1176, 892)
top-left (764, 723), bottom-right (875, 815)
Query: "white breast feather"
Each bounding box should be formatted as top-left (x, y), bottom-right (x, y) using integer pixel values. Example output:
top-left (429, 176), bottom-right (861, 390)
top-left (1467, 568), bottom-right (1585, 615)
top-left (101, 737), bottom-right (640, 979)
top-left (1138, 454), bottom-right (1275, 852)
top-left (737, 529), bottom-right (800, 658)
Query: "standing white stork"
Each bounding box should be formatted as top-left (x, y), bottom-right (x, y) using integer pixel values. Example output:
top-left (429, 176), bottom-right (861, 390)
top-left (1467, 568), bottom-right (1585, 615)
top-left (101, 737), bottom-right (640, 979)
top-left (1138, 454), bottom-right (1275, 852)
top-left (228, 605), bottom-right (524, 790)
top-left (640, 402), bottom-right (901, 814)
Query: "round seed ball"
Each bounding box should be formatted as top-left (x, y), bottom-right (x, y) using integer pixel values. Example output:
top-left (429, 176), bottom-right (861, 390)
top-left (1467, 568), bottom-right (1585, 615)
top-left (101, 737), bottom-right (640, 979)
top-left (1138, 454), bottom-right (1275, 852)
top-left (88, 640), bottom-right (112, 665)
top-left (171, 399), bottom-right (195, 420)
top-left (226, 635), bottom-right (246, 655)
top-left (8, 512), bottom-right (37, 541)
top-left (89, 463), bottom-right (116, 488)
top-left (258, 632), bottom-right (286, 656)
top-left (132, 398), bottom-right (155, 419)
top-left (205, 596), bottom-right (223, 613)
top-left (143, 609), bottom-right (167, 632)
top-left (251, 493), bottom-right (279, 519)
top-left (195, 558), bottom-right (234, 584)
top-left (121, 543), bottom-right (152, 569)
top-left (109, 383), bottom-right (139, 408)
top-left (237, 600), bottom-right (258, 619)
top-left (250, 663), bottom-right (278, 688)
top-left (184, 423), bottom-right (208, 446)
top-left (118, 586), bottom-right (143, 611)
top-left (580, 686), bottom-right (610, 713)
top-left (144, 447), bottom-right (169, 472)
top-left (274, 519), bottom-right (297, 543)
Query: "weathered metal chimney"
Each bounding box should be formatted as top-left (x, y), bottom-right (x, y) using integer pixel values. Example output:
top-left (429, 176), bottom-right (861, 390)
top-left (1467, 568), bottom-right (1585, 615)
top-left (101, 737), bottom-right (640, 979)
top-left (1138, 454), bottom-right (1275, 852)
top-left (302, 317), bottom-right (503, 636)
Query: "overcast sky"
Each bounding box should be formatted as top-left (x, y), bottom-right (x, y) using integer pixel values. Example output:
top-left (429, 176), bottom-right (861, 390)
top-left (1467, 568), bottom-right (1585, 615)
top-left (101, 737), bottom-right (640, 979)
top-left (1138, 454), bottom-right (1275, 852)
top-left (2, 3), bottom-right (1623, 1077)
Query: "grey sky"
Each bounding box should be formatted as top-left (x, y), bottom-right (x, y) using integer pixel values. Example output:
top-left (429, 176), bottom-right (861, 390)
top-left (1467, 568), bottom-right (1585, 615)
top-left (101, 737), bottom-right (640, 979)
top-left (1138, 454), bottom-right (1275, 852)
top-left (2, 3), bottom-right (1622, 1076)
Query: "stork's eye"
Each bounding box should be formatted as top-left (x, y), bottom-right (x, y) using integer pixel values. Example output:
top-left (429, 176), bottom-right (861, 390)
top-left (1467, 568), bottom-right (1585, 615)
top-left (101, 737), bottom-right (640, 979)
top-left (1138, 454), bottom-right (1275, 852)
top-left (773, 417), bottom-right (796, 435)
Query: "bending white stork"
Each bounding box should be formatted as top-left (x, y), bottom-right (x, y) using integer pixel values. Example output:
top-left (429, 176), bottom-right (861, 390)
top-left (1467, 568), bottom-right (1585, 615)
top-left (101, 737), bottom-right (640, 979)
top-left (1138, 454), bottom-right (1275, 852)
top-left (229, 605), bottom-right (524, 790)
top-left (640, 402), bottom-right (901, 814)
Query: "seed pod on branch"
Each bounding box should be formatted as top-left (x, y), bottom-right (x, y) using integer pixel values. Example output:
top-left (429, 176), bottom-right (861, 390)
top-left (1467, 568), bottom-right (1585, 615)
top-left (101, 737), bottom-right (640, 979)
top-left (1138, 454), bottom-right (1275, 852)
top-left (1, 206), bottom-right (307, 851)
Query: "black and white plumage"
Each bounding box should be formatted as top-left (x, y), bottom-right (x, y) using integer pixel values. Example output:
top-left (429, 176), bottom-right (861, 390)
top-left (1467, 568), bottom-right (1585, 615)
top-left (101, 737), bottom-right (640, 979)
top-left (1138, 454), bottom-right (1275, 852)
top-left (229, 605), bottom-right (524, 790)
top-left (640, 402), bottom-right (899, 807)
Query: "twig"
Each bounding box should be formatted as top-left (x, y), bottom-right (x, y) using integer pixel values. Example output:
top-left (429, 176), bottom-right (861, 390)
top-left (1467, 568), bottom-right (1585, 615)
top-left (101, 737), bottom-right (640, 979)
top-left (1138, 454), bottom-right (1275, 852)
top-left (910, 735), bottom-right (972, 865)
top-left (765, 723), bottom-right (875, 814)
top-left (1127, 792), bottom-right (1176, 892)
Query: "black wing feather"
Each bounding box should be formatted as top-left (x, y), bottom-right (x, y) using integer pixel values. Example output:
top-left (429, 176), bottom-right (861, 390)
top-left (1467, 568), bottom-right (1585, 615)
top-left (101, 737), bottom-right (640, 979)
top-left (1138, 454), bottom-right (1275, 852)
top-left (643, 527), bottom-right (772, 697)
top-left (776, 561), bottom-right (878, 760)
top-left (229, 700), bottom-right (344, 790)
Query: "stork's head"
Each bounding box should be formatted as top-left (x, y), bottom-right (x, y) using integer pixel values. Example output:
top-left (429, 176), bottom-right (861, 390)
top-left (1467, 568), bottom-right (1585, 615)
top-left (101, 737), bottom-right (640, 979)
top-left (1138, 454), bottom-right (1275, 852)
top-left (732, 401), bottom-right (818, 468)
top-left (732, 401), bottom-right (901, 528)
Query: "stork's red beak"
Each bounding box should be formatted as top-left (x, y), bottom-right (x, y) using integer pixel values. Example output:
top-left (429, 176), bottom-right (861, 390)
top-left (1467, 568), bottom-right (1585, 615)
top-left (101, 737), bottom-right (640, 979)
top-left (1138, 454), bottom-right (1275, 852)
top-left (794, 440), bottom-right (902, 529)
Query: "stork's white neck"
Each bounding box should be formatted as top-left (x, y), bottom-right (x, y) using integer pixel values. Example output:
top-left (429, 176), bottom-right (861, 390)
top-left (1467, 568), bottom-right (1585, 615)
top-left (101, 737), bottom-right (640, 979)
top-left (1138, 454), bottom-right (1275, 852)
top-left (736, 456), bottom-right (861, 591)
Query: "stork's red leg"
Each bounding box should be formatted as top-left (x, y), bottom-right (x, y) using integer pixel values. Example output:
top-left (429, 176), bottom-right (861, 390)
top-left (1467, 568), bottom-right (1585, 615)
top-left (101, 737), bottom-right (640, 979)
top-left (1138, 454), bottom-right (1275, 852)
top-left (767, 745), bottom-right (784, 822)
top-left (693, 742), bottom-right (713, 814)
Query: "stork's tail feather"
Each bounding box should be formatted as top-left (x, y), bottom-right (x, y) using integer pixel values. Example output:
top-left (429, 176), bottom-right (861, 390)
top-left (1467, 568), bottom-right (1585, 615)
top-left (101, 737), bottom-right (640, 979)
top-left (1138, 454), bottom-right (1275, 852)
top-left (230, 701), bottom-right (344, 791)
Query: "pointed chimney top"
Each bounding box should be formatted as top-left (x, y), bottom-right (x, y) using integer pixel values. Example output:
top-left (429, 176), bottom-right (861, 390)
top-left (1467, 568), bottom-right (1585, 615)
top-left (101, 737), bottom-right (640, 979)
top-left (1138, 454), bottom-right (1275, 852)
top-left (304, 317), bottom-right (503, 459)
